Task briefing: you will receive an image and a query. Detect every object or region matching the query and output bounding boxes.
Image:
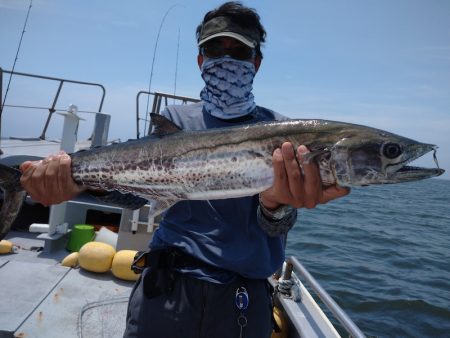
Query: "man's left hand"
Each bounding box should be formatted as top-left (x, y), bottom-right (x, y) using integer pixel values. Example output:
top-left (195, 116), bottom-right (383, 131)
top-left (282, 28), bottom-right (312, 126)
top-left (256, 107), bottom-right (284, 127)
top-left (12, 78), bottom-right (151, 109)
top-left (260, 142), bottom-right (350, 210)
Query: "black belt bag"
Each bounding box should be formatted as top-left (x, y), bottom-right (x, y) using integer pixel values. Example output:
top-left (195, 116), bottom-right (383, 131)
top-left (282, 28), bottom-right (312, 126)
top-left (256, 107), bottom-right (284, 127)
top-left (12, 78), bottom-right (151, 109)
top-left (131, 248), bottom-right (210, 273)
top-left (132, 248), bottom-right (212, 299)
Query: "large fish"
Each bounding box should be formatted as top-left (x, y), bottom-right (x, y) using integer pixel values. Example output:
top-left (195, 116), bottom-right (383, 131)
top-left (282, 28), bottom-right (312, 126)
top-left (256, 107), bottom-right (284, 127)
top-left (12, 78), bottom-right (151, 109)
top-left (0, 114), bottom-right (444, 240)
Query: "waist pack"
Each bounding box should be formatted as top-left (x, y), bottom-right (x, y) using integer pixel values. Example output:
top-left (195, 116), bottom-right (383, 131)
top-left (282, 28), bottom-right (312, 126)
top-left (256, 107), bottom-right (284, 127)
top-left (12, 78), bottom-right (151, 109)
top-left (131, 248), bottom-right (222, 298)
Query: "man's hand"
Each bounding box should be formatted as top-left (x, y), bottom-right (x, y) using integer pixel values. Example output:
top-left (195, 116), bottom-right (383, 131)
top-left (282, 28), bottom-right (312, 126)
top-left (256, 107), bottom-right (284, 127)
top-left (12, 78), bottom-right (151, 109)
top-left (260, 142), bottom-right (349, 210)
top-left (19, 152), bottom-right (86, 206)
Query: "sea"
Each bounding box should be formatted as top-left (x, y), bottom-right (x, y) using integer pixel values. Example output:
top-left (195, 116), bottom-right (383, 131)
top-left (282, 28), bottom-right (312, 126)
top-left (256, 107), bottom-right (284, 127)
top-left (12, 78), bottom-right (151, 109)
top-left (285, 178), bottom-right (450, 338)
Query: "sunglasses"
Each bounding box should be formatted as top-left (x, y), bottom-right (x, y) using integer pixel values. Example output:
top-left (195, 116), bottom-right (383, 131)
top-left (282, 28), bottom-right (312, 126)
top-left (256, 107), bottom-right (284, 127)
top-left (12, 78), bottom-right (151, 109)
top-left (200, 43), bottom-right (256, 61)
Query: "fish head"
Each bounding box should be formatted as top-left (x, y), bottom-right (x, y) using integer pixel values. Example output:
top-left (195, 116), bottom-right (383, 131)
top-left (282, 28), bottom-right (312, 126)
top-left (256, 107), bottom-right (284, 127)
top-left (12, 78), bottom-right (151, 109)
top-left (328, 130), bottom-right (445, 186)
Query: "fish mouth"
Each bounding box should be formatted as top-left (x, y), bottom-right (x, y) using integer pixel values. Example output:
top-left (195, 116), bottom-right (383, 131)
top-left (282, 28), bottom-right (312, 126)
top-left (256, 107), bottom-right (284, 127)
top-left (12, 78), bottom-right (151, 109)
top-left (388, 145), bottom-right (445, 182)
top-left (395, 165), bottom-right (445, 178)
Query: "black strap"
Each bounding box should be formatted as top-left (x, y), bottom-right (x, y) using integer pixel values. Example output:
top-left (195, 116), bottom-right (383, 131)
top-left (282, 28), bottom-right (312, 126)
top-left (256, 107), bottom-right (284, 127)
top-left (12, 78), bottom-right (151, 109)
top-left (134, 248), bottom-right (222, 299)
top-left (132, 248), bottom-right (212, 273)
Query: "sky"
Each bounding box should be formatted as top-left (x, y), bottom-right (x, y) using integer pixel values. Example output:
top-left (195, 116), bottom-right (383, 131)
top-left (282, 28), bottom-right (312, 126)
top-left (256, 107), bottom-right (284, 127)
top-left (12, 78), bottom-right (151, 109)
top-left (0, 0), bottom-right (449, 180)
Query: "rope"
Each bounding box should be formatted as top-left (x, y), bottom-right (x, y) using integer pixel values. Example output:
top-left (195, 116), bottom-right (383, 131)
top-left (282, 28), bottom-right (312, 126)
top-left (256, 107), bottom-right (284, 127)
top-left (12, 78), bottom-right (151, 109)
top-left (77, 296), bottom-right (129, 338)
top-left (277, 273), bottom-right (302, 302)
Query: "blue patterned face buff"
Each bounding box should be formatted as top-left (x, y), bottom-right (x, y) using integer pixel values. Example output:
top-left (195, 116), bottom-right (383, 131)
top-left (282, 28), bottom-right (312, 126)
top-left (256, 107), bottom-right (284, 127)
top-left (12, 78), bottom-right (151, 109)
top-left (200, 56), bottom-right (256, 119)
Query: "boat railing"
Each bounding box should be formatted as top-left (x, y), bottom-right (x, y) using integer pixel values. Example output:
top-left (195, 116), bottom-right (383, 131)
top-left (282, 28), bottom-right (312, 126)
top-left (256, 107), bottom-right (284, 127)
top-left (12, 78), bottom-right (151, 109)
top-left (281, 256), bottom-right (366, 338)
top-left (0, 67), bottom-right (106, 140)
top-left (136, 91), bottom-right (200, 139)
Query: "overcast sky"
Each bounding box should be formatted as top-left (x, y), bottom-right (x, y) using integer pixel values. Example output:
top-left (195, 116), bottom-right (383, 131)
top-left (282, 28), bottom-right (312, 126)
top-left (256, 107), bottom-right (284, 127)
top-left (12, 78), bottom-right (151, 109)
top-left (1, 0), bottom-right (449, 179)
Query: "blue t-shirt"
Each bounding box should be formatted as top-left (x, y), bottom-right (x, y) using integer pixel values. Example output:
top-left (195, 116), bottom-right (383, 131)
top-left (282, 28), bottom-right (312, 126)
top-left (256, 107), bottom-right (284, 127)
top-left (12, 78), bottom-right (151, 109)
top-left (150, 103), bottom-right (294, 283)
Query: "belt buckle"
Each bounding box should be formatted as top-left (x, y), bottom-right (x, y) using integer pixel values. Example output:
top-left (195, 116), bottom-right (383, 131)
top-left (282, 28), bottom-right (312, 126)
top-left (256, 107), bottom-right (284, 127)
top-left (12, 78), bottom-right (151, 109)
top-left (131, 251), bottom-right (147, 274)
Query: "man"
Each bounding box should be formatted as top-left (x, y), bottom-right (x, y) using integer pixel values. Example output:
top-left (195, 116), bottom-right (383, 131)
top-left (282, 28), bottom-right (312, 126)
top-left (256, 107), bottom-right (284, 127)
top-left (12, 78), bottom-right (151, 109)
top-left (20, 2), bottom-right (349, 337)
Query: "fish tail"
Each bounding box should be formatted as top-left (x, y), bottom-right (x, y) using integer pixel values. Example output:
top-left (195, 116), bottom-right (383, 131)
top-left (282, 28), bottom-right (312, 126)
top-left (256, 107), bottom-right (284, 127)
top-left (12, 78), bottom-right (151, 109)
top-left (0, 163), bottom-right (26, 240)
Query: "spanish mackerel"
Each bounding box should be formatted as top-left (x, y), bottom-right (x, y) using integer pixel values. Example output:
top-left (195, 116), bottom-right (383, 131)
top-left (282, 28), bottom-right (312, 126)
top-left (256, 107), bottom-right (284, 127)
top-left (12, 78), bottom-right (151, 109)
top-left (0, 114), bottom-right (444, 240)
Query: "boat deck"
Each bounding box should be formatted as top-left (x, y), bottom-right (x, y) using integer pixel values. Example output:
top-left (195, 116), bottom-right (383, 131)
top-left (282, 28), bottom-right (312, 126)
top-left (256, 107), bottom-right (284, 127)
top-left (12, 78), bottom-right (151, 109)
top-left (0, 231), bottom-right (133, 338)
top-left (1, 232), bottom-right (350, 338)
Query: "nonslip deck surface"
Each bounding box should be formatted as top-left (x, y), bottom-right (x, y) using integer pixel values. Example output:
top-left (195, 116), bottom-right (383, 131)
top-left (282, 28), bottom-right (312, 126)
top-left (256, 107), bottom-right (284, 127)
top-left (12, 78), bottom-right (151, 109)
top-left (0, 236), bottom-right (134, 338)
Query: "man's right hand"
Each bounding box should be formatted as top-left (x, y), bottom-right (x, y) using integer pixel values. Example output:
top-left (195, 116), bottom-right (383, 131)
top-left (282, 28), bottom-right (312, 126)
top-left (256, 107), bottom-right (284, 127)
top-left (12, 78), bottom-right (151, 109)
top-left (20, 152), bottom-right (86, 206)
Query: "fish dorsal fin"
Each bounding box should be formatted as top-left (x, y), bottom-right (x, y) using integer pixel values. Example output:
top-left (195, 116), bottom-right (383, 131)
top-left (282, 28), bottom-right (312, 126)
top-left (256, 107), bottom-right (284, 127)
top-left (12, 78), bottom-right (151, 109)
top-left (150, 113), bottom-right (182, 137)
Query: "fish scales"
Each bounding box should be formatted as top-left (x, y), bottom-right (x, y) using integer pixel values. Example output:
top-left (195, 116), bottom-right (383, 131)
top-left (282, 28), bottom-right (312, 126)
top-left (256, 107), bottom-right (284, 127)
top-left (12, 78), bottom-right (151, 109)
top-left (70, 120), bottom-right (345, 200)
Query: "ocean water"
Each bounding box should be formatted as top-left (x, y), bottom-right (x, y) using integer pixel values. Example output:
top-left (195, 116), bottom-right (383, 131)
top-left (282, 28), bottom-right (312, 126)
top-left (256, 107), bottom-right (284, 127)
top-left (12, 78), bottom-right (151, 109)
top-left (286, 178), bottom-right (450, 338)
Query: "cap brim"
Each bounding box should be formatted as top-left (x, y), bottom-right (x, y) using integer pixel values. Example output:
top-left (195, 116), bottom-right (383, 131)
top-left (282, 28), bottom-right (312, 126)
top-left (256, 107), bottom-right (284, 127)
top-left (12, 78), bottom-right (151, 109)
top-left (198, 32), bottom-right (256, 48)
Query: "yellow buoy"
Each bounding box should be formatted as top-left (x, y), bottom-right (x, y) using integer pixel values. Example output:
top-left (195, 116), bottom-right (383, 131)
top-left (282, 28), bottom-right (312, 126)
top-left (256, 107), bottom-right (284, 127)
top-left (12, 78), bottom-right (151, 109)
top-left (111, 250), bottom-right (139, 281)
top-left (271, 306), bottom-right (288, 338)
top-left (0, 240), bottom-right (14, 254)
top-left (78, 241), bottom-right (116, 273)
top-left (61, 252), bottom-right (79, 268)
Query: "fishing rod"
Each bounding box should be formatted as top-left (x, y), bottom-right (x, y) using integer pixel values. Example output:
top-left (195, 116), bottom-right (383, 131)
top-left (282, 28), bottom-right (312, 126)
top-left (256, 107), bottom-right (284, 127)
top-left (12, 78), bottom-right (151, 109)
top-left (143, 3), bottom-right (181, 136)
top-left (173, 27), bottom-right (181, 104)
top-left (1, 0), bottom-right (33, 116)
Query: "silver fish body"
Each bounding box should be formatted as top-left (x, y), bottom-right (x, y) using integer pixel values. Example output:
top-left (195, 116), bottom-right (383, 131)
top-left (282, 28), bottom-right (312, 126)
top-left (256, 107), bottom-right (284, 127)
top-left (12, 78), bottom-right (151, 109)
top-left (0, 115), bottom-right (444, 240)
top-left (70, 115), bottom-right (443, 211)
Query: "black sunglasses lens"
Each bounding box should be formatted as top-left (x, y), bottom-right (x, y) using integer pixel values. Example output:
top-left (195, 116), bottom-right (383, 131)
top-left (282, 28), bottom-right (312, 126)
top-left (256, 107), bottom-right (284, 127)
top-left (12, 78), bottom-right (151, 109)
top-left (232, 46), bottom-right (253, 60)
top-left (203, 45), bottom-right (223, 58)
top-left (202, 44), bottom-right (254, 60)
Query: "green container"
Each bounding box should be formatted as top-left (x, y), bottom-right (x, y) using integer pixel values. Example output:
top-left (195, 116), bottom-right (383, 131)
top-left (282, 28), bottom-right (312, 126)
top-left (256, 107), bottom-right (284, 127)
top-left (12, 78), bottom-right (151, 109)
top-left (66, 224), bottom-right (95, 252)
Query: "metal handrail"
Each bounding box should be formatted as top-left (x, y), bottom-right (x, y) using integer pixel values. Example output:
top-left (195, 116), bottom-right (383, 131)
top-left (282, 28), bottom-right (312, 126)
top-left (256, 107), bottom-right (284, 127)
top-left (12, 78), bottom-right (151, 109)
top-left (136, 90), bottom-right (200, 139)
top-left (0, 67), bottom-right (106, 140)
top-left (287, 256), bottom-right (366, 338)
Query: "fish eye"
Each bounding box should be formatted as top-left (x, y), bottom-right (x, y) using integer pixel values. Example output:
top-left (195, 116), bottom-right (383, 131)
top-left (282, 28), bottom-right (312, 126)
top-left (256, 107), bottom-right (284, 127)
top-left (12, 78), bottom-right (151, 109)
top-left (383, 143), bottom-right (403, 159)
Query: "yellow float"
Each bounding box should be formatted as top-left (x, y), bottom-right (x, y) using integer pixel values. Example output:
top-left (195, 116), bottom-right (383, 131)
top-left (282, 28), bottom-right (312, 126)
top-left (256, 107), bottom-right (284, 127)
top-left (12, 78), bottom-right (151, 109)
top-left (111, 250), bottom-right (139, 281)
top-left (61, 252), bottom-right (79, 268)
top-left (78, 241), bottom-right (116, 273)
top-left (0, 240), bottom-right (14, 254)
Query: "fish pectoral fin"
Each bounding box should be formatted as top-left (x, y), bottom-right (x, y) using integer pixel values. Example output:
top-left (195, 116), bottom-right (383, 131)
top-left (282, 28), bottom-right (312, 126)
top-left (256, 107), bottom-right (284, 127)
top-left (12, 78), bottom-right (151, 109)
top-left (147, 199), bottom-right (177, 221)
top-left (87, 190), bottom-right (148, 210)
top-left (302, 149), bottom-right (331, 164)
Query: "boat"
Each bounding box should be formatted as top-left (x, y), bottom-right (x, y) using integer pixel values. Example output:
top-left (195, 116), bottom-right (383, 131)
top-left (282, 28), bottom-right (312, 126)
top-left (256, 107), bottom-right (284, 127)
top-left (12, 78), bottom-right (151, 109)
top-left (0, 68), bottom-right (366, 338)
